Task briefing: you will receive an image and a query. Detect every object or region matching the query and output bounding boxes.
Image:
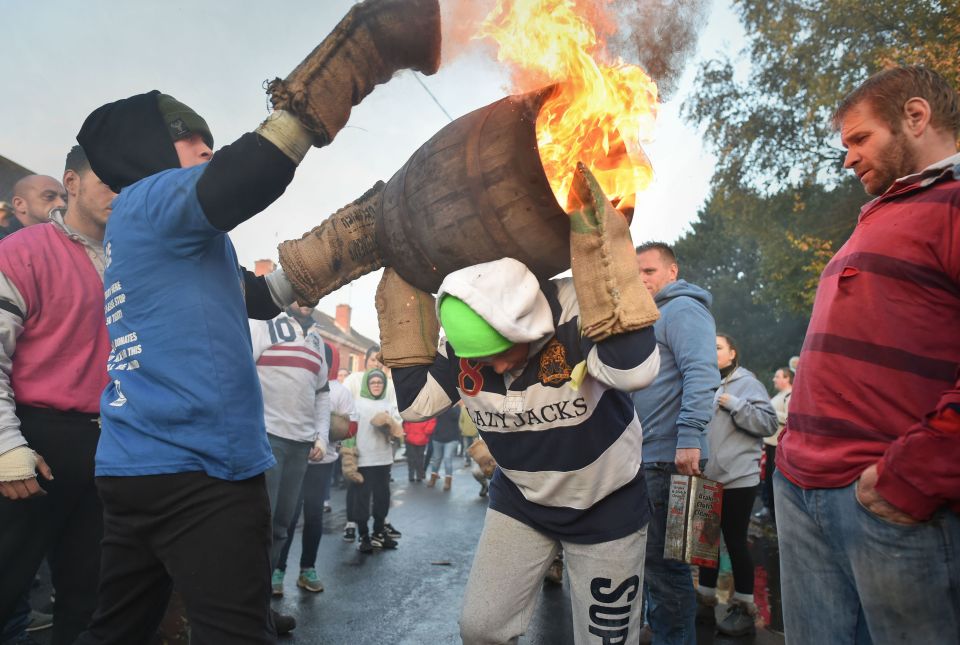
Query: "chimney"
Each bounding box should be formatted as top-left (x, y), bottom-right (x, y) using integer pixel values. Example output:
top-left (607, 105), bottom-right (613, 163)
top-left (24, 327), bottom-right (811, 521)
top-left (254, 259), bottom-right (276, 276)
top-left (335, 304), bottom-right (351, 333)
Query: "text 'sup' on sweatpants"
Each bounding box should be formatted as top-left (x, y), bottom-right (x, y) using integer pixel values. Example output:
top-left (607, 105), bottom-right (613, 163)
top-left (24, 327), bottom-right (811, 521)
top-left (460, 508), bottom-right (647, 645)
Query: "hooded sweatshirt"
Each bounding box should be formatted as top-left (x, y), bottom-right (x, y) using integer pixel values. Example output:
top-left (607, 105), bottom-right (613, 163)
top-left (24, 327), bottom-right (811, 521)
top-left (355, 369), bottom-right (401, 468)
top-left (703, 366), bottom-right (778, 488)
top-left (631, 279), bottom-right (719, 463)
top-left (394, 258), bottom-right (661, 544)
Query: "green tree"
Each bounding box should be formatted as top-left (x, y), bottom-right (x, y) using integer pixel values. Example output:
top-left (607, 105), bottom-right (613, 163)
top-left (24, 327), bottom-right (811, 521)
top-left (683, 0), bottom-right (959, 192)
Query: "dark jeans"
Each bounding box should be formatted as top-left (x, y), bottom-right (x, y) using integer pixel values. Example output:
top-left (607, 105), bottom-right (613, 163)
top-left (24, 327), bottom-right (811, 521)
top-left (352, 465), bottom-right (391, 537)
top-left (75, 472), bottom-right (274, 645)
top-left (698, 484), bottom-right (759, 595)
top-left (264, 434), bottom-right (311, 569)
top-left (0, 407), bottom-right (102, 645)
top-left (277, 462), bottom-right (333, 571)
top-left (405, 443), bottom-right (426, 481)
top-left (642, 461), bottom-right (706, 645)
top-left (761, 444), bottom-right (777, 518)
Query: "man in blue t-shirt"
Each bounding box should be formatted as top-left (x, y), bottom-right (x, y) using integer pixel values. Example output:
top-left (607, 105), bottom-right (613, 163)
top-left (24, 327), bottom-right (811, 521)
top-left (71, 2), bottom-right (441, 642)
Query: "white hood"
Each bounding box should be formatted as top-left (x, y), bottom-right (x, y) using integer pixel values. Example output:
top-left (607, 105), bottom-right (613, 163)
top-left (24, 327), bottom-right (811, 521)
top-left (436, 258), bottom-right (554, 346)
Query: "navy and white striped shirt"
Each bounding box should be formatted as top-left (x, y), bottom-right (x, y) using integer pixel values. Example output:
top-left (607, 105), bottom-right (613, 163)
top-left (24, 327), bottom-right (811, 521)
top-left (395, 278), bottom-right (659, 543)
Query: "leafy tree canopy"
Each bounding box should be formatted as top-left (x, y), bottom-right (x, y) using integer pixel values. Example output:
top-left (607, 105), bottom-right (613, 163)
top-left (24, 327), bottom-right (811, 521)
top-left (683, 0), bottom-right (958, 193)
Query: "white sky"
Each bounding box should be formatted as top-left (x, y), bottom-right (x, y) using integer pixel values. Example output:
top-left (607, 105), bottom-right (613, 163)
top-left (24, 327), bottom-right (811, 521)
top-left (0, 0), bottom-right (743, 340)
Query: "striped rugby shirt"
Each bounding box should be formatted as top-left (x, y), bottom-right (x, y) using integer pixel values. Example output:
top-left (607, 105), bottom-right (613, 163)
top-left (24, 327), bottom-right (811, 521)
top-left (778, 155), bottom-right (960, 519)
top-left (250, 313), bottom-right (330, 444)
top-left (395, 278), bottom-right (660, 543)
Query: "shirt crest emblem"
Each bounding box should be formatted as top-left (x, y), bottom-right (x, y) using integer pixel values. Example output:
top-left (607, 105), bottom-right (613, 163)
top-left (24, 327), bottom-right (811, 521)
top-left (538, 338), bottom-right (571, 386)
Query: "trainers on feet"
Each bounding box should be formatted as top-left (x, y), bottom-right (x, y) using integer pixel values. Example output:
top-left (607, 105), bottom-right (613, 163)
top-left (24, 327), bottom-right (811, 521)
top-left (383, 522), bottom-right (402, 539)
top-left (370, 531), bottom-right (398, 549)
top-left (357, 535), bottom-right (374, 553)
top-left (271, 569), bottom-right (284, 597)
top-left (716, 599), bottom-right (757, 636)
top-left (25, 610), bottom-right (53, 633)
top-left (696, 591), bottom-right (718, 625)
top-left (297, 568), bottom-right (324, 592)
top-left (343, 523), bottom-right (356, 542)
top-left (270, 609), bottom-right (296, 635)
top-left (479, 481), bottom-right (489, 497)
top-left (323, 501), bottom-right (332, 513)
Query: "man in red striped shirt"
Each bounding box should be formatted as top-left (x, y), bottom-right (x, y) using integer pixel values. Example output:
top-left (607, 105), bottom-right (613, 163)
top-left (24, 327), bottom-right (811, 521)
top-left (776, 66), bottom-right (960, 643)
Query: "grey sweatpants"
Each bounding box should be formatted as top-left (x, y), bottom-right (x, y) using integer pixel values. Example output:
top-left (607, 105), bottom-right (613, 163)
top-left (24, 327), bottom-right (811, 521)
top-left (460, 509), bottom-right (647, 645)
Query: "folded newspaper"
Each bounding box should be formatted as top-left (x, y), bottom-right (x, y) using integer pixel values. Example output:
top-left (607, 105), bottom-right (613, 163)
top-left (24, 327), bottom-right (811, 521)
top-left (663, 474), bottom-right (723, 568)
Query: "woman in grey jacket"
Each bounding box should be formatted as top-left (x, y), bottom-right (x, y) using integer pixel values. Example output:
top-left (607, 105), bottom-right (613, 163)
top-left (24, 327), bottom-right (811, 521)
top-left (697, 334), bottom-right (778, 637)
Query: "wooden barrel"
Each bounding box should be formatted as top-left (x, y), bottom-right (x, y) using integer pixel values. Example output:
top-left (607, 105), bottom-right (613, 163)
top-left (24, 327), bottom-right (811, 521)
top-left (375, 86), bottom-right (570, 293)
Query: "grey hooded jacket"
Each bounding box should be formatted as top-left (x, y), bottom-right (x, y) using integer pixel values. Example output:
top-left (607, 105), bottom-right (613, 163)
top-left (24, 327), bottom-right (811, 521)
top-left (703, 366), bottom-right (778, 489)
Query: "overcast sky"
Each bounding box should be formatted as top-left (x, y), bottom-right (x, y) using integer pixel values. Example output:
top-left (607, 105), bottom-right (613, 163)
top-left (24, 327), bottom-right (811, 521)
top-left (1, 0), bottom-right (743, 340)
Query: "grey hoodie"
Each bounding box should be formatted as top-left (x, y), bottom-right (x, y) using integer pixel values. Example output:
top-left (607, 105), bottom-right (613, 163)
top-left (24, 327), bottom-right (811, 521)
top-left (703, 366), bottom-right (778, 489)
top-left (631, 280), bottom-right (719, 462)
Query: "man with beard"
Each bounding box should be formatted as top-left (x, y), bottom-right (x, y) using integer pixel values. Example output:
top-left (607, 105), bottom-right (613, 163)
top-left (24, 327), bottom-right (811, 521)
top-left (0, 146), bottom-right (115, 645)
top-left (69, 2), bottom-right (439, 642)
top-left (775, 66), bottom-right (960, 643)
top-left (2, 175), bottom-right (66, 239)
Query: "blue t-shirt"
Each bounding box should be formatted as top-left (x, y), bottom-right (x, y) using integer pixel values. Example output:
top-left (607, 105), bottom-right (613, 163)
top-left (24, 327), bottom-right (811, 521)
top-left (96, 164), bottom-right (275, 480)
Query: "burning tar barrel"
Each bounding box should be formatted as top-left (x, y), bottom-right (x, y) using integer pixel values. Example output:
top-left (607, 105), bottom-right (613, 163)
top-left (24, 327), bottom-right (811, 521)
top-left (279, 85), bottom-right (576, 302)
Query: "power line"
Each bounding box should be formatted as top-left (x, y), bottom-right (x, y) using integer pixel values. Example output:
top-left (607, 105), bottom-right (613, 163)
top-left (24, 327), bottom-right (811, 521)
top-left (410, 71), bottom-right (455, 123)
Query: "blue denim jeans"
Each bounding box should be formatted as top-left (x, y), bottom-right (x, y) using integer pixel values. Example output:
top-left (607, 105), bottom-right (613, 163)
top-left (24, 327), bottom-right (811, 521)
top-left (642, 462), bottom-right (700, 645)
top-left (264, 434), bottom-right (312, 569)
top-left (775, 470), bottom-right (960, 644)
top-left (428, 440), bottom-right (458, 477)
top-left (278, 462), bottom-right (333, 571)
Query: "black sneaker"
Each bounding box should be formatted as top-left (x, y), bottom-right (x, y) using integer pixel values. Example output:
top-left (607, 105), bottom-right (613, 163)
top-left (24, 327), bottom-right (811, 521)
top-left (343, 524), bottom-right (356, 542)
top-left (383, 522), bottom-right (402, 539)
top-left (270, 609), bottom-right (296, 636)
top-left (370, 531), bottom-right (398, 549)
top-left (357, 535), bottom-right (374, 553)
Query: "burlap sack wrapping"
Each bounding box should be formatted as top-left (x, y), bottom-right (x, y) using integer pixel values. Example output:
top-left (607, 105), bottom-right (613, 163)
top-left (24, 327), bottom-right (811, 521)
top-left (339, 446), bottom-right (364, 484)
top-left (279, 183), bottom-right (385, 308)
top-left (568, 163), bottom-right (659, 341)
top-left (268, 0), bottom-right (441, 145)
top-left (375, 268), bottom-right (439, 368)
top-left (466, 438), bottom-right (497, 479)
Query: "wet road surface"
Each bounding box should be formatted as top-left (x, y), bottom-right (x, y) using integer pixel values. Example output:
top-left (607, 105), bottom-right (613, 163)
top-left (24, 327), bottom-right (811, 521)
top-left (29, 460), bottom-right (787, 644)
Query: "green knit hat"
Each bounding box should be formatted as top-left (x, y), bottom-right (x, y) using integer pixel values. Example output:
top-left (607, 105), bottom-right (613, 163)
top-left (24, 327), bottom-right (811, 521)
top-left (156, 93), bottom-right (214, 149)
top-left (438, 295), bottom-right (513, 359)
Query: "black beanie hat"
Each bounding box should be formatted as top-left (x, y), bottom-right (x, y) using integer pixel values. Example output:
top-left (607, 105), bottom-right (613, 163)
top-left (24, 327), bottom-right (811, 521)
top-left (77, 90), bottom-right (211, 193)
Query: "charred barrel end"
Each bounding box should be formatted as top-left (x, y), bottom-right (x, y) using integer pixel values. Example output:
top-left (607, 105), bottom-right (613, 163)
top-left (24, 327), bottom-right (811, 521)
top-left (268, 0), bottom-right (441, 147)
top-left (278, 182), bottom-right (387, 307)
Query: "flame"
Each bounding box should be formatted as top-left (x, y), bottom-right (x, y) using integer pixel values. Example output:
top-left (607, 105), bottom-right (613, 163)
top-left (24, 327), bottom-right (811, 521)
top-left (477, 0), bottom-right (658, 212)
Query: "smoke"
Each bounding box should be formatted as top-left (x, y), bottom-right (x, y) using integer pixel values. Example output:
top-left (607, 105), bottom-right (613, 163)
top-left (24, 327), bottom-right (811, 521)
top-left (440, 0), bottom-right (709, 99)
top-left (607, 0), bottom-right (710, 99)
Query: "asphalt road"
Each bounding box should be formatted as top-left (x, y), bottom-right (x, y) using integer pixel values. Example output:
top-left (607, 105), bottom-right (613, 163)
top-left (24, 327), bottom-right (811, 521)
top-left (28, 458), bottom-right (786, 644)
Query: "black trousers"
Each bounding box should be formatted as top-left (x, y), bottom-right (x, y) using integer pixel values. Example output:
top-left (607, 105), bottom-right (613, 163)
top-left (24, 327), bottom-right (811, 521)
top-left (75, 471), bottom-right (275, 645)
top-left (698, 485), bottom-right (760, 595)
top-left (762, 444), bottom-right (777, 518)
top-left (405, 443), bottom-right (426, 481)
top-left (353, 465), bottom-right (391, 537)
top-left (0, 406), bottom-right (102, 645)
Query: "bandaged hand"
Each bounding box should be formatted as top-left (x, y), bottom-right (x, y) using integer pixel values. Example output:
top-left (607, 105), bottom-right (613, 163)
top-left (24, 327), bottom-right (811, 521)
top-left (309, 438), bottom-right (326, 461)
top-left (0, 447), bottom-right (53, 500)
top-left (567, 163), bottom-right (659, 341)
top-left (376, 268), bottom-right (439, 368)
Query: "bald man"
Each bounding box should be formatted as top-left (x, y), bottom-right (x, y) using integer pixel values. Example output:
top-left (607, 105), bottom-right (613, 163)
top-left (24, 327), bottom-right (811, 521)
top-left (2, 175), bottom-right (66, 238)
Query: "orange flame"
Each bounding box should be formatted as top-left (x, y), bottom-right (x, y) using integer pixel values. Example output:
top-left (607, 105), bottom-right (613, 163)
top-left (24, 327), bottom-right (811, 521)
top-left (477, 0), bottom-right (658, 212)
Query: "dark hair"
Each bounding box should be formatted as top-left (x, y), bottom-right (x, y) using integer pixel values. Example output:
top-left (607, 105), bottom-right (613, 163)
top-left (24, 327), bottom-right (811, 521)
top-left (833, 66), bottom-right (960, 136)
top-left (716, 332), bottom-right (740, 369)
top-left (776, 366), bottom-right (794, 384)
top-left (64, 145), bottom-right (90, 176)
top-left (635, 241), bottom-right (677, 265)
top-left (365, 345), bottom-right (380, 361)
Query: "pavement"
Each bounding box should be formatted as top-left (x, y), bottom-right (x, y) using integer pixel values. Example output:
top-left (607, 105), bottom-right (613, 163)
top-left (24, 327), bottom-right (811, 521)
top-left (28, 459), bottom-right (787, 644)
